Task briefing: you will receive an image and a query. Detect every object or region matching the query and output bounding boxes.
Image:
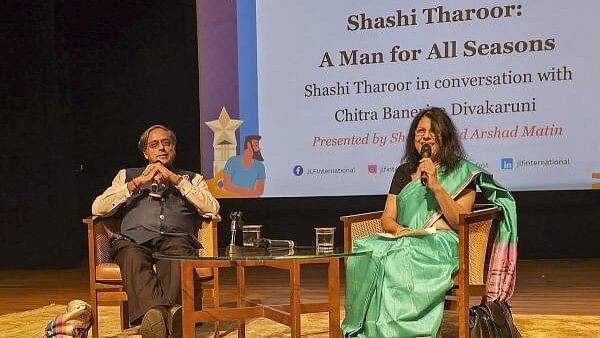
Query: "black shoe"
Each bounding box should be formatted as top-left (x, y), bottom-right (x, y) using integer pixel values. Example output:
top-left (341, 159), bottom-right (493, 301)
top-left (168, 304), bottom-right (182, 338)
top-left (140, 307), bottom-right (167, 338)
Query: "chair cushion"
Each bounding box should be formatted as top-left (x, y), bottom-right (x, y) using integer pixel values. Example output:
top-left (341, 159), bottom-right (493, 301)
top-left (96, 263), bottom-right (122, 282)
top-left (96, 262), bottom-right (213, 282)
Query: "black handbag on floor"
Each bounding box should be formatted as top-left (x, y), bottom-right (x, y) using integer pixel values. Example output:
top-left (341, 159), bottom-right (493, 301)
top-left (469, 300), bottom-right (522, 338)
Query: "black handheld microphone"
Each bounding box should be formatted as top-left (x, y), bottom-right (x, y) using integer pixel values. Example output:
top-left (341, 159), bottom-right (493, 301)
top-left (253, 238), bottom-right (295, 249)
top-left (149, 179), bottom-right (166, 198)
top-left (420, 144), bottom-right (432, 186)
top-left (150, 163), bottom-right (167, 198)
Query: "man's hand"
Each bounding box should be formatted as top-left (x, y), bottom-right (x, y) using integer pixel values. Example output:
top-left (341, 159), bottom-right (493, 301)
top-left (129, 163), bottom-right (179, 192)
top-left (127, 164), bottom-right (157, 192)
top-left (135, 164), bottom-right (159, 185)
top-left (153, 162), bottom-right (179, 184)
top-left (133, 162), bottom-right (176, 186)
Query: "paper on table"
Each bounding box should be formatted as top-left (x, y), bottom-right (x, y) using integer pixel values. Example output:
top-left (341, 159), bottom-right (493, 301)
top-left (377, 227), bottom-right (437, 239)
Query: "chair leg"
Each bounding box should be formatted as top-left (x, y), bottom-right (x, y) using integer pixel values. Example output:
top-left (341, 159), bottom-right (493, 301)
top-left (90, 296), bottom-right (99, 338)
top-left (120, 301), bottom-right (130, 330)
top-left (458, 298), bottom-right (468, 338)
top-left (213, 269), bottom-right (220, 338)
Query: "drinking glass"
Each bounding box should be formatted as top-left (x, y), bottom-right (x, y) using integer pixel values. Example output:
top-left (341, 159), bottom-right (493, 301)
top-left (315, 227), bottom-right (335, 253)
top-left (242, 225), bottom-right (262, 247)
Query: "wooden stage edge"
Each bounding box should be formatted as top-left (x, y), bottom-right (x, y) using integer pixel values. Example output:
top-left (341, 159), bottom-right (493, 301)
top-left (0, 258), bottom-right (598, 316)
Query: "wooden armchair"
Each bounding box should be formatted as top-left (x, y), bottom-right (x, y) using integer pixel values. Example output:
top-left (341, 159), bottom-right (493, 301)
top-left (340, 204), bottom-right (500, 338)
top-left (83, 215), bottom-right (220, 338)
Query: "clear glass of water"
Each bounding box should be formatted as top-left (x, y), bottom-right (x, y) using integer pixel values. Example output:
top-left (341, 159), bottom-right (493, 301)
top-left (242, 225), bottom-right (262, 247)
top-left (315, 227), bottom-right (335, 253)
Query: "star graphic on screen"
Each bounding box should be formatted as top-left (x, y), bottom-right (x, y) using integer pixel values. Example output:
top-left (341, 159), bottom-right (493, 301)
top-left (205, 107), bottom-right (243, 145)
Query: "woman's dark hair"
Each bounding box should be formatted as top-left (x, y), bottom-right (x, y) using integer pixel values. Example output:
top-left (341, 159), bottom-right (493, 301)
top-left (402, 106), bottom-right (466, 173)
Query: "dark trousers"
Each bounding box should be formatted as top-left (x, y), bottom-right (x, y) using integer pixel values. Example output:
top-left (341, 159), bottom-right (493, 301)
top-left (110, 235), bottom-right (196, 324)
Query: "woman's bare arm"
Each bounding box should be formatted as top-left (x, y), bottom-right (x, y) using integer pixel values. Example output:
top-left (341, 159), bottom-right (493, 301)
top-left (431, 185), bottom-right (476, 229)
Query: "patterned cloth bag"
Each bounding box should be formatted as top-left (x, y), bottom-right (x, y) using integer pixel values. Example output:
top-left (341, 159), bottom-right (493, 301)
top-left (44, 300), bottom-right (93, 338)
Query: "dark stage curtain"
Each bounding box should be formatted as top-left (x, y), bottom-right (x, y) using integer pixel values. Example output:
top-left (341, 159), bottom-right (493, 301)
top-left (1, 0), bottom-right (200, 268)
top-left (1, 1), bottom-right (77, 268)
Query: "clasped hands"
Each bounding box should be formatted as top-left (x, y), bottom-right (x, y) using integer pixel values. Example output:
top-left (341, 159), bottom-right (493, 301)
top-left (133, 162), bottom-right (179, 187)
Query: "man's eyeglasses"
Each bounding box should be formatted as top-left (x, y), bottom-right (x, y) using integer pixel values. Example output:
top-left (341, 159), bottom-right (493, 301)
top-left (148, 139), bottom-right (173, 149)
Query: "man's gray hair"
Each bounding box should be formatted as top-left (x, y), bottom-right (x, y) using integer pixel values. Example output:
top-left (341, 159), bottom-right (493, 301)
top-left (138, 124), bottom-right (177, 152)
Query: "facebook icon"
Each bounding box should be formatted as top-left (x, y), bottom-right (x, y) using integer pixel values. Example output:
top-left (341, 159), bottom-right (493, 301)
top-left (501, 158), bottom-right (513, 170)
top-left (292, 165), bottom-right (304, 176)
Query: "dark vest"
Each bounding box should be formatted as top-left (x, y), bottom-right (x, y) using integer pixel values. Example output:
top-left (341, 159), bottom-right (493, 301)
top-left (119, 167), bottom-right (198, 244)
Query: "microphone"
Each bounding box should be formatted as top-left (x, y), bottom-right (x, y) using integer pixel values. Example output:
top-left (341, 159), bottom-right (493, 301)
top-left (150, 161), bottom-right (167, 196)
top-left (420, 144), bottom-right (432, 186)
top-left (150, 165), bottom-right (167, 198)
top-left (228, 211), bottom-right (244, 247)
top-left (149, 179), bottom-right (166, 198)
top-left (253, 238), bottom-right (295, 249)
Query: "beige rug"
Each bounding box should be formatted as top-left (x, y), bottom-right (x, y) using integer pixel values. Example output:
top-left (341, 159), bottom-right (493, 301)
top-left (1, 304), bottom-right (599, 338)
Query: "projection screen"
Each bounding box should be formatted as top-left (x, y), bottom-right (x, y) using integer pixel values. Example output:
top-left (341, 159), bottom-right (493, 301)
top-left (197, 0), bottom-right (600, 198)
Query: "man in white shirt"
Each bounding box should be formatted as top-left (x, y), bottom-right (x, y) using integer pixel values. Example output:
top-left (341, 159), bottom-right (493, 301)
top-left (92, 125), bottom-right (219, 338)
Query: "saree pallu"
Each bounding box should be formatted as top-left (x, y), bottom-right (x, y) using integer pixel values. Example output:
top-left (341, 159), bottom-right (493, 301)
top-left (341, 160), bottom-right (517, 338)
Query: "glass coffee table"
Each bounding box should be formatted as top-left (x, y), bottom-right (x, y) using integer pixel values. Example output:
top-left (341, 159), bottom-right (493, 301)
top-left (154, 246), bottom-right (369, 338)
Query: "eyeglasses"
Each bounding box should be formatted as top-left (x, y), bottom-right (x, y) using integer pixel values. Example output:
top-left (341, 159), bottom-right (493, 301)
top-left (415, 129), bottom-right (437, 139)
top-left (148, 139), bottom-right (173, 149)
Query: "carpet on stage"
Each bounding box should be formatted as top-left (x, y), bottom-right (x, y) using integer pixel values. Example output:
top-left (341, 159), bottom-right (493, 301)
top-left (1, 304), bottom-right (599, 338)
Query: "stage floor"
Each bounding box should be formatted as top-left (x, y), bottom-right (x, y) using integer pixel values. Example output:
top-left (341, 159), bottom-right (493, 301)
top-left (0, 258), bottom-right (598, 316)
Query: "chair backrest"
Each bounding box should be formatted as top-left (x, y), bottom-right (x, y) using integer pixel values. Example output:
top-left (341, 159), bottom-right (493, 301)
top-left (340, 211), bottom-right (383, 254)
top-left (93, 218), bottom-right (120, 265)
top-left (196, 217), bottom-right (219, 257)
top-left (460, 204), bottom-right (502, 285)
top-left (459, 204), bottom-right (500, 285)
top-left (340, 204), bottom-right (500, 285)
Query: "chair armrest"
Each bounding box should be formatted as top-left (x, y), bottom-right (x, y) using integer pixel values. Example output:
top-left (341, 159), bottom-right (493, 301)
top-left (459, 204), bottom-right (501, 226)
top-left (200, 213), bottom-right (221, 222)
top-left (339, 211), bottom-right (384, 224)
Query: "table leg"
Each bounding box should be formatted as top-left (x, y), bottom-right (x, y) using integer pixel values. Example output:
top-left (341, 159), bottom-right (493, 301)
top-left (180, 261), bottom-right (196, 338)
top-left (328, 258), bottom-right (340, 338)
top-left (289, 261), bottom-right (301, 337)
top-left (212, 267), bottom-right (220, 338)
top-left (236, 265), bottom-right (246, 338)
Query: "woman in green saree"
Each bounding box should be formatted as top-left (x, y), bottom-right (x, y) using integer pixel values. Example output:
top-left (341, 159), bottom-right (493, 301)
top-left (342, 107), bottom-right (517, 338)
